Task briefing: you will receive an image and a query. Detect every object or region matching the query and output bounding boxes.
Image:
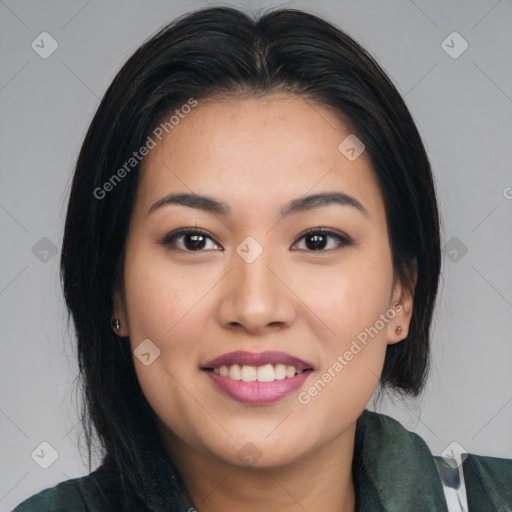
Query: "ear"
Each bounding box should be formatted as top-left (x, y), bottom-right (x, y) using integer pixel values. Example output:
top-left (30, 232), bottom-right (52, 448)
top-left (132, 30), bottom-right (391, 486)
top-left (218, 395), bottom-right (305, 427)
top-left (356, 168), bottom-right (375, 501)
top-left (112, 287), bottom-right (130, 337)
top-left (387, 258), bottom-right (417, 345)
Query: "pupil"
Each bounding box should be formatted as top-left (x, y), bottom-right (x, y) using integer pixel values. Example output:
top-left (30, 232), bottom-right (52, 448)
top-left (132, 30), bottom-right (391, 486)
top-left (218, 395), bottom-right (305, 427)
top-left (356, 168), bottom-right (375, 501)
top-left (307, 234), bottom-right (326, 250)
top-left (185, 234), bottom-right (206, 250)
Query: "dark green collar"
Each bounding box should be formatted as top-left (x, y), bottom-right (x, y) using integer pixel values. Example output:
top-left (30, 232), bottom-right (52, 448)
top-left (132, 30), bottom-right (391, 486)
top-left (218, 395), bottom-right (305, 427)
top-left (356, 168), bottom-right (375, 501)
top-left (353, 410), bottom-right (448, 511)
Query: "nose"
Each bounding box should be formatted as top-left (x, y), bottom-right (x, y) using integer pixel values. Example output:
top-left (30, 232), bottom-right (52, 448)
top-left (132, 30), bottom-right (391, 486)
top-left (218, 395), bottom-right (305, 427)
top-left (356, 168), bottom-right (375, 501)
top-left (217, 243), bottom-right (297, 335)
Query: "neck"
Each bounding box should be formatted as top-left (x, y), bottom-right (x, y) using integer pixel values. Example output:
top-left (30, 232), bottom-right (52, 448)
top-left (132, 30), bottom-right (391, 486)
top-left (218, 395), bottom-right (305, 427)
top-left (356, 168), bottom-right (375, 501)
top-left (160, 422), bottom-right (357, 512)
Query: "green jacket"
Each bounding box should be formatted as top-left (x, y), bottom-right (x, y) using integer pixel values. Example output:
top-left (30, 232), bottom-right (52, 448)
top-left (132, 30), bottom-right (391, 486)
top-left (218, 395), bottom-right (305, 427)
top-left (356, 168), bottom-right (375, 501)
top-left (11, 410), bottom-right (512, 511)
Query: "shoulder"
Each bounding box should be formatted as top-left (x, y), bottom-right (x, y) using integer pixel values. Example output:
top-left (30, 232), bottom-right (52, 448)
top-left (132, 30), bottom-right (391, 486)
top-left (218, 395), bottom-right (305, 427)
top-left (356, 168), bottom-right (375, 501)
top-left (359, 410), bottom-right (512, 511)
top-left (354, 410), bottom-right (449, 510)
top-left (11, 476), bottom-right (95, 512)
top-left (464, 451), bottom-right (512, 480)
top-left (11, 465), bottom-right (120, 512)
top-left (433, 453), bottom-right (512, 512)
top-left (462, 452), bottom-right (512, 509)
top-left (357, 408), bottom-right (431, 454)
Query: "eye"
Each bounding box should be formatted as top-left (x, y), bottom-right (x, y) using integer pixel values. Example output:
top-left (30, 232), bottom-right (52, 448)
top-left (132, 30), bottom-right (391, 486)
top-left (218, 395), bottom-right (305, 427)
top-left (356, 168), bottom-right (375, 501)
top-left (162, 227), bottom-right (351, 253)
top-left (292, 228), bottom-right (352, 252)
top-left (162, 228), bottom-right (222, 252)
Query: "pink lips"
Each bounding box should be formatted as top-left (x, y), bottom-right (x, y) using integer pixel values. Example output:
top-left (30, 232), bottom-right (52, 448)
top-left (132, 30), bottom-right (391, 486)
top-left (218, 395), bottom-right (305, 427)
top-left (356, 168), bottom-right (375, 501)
top-left (201, 351), bottom-right (314, 405)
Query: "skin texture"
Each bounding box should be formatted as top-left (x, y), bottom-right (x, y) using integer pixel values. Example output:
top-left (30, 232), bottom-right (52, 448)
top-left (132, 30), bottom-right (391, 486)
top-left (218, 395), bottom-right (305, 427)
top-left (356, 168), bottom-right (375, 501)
top-left (113, 94), bottom-right (416, 512)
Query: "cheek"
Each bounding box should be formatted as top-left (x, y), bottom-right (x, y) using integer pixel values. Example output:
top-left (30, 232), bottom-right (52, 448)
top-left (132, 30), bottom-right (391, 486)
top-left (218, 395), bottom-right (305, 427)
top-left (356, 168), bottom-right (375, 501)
top-left (299, 255), bottom-right (394, 346)
top-left (122, 251), bottom-right (213, 432)
top-left (296, 275), bottom-right (390, 431)
top-left (123, 244), bottom-right (204, 339)
top-left (123, 247), bottom-right (219, 383)
top-left (294, 252), bottom-right (393, 409)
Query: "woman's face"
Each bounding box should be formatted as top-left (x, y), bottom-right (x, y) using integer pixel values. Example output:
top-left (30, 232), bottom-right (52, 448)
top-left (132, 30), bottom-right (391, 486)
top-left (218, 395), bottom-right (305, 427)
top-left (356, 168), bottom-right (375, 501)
top-left (114, 94), bottom-right (414, 469)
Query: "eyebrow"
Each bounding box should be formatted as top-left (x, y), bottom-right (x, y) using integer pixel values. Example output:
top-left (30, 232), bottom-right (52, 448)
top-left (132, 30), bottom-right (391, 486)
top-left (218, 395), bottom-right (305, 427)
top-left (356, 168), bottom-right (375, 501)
top-left (147, 191), bottom-right (369, 218)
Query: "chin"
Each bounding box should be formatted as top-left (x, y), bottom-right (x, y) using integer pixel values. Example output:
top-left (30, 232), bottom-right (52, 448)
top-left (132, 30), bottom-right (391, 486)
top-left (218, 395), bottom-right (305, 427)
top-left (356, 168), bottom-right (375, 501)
top-left (214, 433), bottom-right (309, 470)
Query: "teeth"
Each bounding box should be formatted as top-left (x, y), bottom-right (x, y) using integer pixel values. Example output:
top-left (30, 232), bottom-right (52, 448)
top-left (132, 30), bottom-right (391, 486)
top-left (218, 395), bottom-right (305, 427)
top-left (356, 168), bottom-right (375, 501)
top-left (241, 365), bottom-right (257, 382)
top-left (274, 364), bottom-right (287, 380)
top-left (229, 363), bottom-right (242, 381)
top-left (257, 364), bottom-right (275, 382)
top-left (212, 363), bottom-right (307, 382)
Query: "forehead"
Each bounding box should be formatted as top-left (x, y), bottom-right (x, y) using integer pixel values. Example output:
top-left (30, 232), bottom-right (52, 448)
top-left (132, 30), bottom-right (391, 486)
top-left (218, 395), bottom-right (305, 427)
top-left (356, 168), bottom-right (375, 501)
top-left (135, 94), bottom-right (385, 222)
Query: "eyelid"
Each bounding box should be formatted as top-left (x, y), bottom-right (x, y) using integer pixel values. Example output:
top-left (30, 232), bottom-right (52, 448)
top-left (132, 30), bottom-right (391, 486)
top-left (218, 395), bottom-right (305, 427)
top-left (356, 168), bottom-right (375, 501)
top-left (162, 227), bottom-right (222, 250)
top-left (161, 226), bottom-right (352, 251)
top-left (291, 227), bottom-right (352, 250)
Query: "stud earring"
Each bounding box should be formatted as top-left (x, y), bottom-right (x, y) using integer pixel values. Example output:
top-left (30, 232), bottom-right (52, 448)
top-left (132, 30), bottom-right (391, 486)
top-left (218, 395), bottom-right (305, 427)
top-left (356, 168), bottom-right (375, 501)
top-left (111, 318), bottom-right (121, 332)
top-left (395, 325), bottom-right (402, 335)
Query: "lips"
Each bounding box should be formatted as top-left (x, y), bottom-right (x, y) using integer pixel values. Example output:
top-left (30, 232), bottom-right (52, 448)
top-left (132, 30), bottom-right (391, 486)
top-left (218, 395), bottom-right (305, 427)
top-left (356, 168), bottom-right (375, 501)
top-left (201, 350), bottom-right (314, 405)
top-left (201, 350), bottom-right (314, 371)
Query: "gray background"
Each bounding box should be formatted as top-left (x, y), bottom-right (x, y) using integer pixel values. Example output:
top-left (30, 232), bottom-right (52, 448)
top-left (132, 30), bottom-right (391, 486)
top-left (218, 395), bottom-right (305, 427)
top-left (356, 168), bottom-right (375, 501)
top-left (1, 0), bottom-right (511, 509)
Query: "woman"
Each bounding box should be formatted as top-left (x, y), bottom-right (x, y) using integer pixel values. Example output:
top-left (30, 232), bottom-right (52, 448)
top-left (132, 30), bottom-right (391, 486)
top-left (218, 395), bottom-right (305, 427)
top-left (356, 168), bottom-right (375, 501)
top-left (12, 6), bottom-right (512, 512)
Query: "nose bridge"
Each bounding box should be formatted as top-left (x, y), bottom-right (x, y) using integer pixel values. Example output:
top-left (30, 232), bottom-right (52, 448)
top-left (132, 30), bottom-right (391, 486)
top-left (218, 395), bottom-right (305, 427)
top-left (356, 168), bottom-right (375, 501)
top-left (219, 236), bottom-right (295, 331)
top-left (232, 236), bottom-right (279, 302)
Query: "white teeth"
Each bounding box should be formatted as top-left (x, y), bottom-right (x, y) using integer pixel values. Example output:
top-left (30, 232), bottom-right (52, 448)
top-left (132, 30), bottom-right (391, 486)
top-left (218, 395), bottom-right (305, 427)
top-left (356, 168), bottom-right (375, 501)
top-left (212, 363), bottom-right (307, 382)
top-left (256, 364), bottom-right (275, 382)
top-left (274, 364), bottom-right (287, 380)
top-left (285, 365), bottom-right (296, 378)
top-left (241, 365), bottom-right (257, 382)
top-left (229, 363), bottom-right (242, 380)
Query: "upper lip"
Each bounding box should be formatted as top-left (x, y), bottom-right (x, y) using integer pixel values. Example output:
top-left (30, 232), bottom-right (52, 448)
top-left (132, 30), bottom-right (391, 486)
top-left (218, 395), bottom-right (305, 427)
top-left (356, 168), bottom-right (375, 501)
top-left (201, 351), bottom-right (314, 371)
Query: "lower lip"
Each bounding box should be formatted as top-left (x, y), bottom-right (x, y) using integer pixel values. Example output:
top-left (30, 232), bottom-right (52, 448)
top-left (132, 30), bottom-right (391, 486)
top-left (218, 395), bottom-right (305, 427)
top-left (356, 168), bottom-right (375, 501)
top-left (204, 370), bottom-right (312, 405)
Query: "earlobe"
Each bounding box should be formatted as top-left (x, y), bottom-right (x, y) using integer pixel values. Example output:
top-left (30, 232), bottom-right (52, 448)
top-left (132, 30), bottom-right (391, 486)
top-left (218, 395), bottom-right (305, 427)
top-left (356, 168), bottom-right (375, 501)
top-left (386, 299), bottom-right (408, 345)
top-left (387, 265), bottom-right (416, 345)
top-left (112, 289), bottom-right (130, 337)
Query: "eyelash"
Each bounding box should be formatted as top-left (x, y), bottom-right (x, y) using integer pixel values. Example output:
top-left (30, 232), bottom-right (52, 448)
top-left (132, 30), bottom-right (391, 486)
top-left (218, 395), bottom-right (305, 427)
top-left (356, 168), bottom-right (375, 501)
top-left (161, 227), bottom-right (352, 253)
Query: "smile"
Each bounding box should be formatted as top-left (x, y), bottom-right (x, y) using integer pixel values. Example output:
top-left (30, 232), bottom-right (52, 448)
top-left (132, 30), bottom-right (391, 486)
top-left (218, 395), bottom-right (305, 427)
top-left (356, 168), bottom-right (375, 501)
top-left (201, 351), bottom-right (315, 404)
top-left (206, 363), bottom-right (311, 382)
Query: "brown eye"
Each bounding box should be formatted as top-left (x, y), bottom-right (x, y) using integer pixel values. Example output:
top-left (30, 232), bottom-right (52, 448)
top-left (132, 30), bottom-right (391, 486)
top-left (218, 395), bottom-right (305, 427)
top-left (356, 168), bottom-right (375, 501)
top-left (293, 229), bottom-right (351, 252)
top-left (163, 228), bottom-right (221, 252)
